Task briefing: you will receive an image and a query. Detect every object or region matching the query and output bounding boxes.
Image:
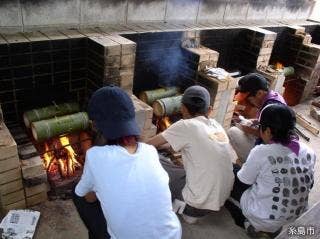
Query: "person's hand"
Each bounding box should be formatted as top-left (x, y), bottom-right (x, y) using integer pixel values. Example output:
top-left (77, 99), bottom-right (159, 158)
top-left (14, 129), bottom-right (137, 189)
top-left (84, 192), bottom-right (97, 203)
top-left (241, 125), bottom-right (259, 137)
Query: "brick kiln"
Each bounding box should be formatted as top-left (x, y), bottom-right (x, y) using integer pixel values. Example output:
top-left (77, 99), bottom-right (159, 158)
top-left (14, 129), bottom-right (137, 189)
top-left (0, 22), bottom-right (320, 214)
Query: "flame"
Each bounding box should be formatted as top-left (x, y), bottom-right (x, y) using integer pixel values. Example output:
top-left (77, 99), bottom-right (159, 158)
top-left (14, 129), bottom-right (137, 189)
top-left (41, 135), bottom-right (83, 178)
top-left (275, 62), bottom-right (284, 70)
top-left (157, 116), bottom-right (172, 132)
top-left (59, 136), bottom-right (81, 177)
top-left (43, 143), bottom-right (53, 170)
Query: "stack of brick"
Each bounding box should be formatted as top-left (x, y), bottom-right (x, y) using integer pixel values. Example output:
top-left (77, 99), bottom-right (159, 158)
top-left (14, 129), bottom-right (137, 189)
top-left (19, 144), bottom-right (47, 207)
top-left (180, 45), bottom-right (219, 84)
top-left (257, 70), bottom-right (286, 95)
top-left (197, 72), bottom-right (238, 129)
top-left (0, 122), bottom-right (26, 216)
top-left (287, 26), bottom-right (320, 101)
top-left (87, 35), bottom-right (136, 95)
top-left (131, 95), bottom-right (157, 142)
top-left (237, 27), bottom-right (277, 72)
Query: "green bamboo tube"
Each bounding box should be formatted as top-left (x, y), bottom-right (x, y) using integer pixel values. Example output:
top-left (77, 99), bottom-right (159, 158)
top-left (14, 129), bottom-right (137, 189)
top-left (139, 87), bottom-right (179, 105)
top-left (31, 112), bottom-right (89, 142)
top-left (153, 95), bottom-right (182, 117)
top-left (283, 66), bottom-right (295, 77)
top-left (23, 102), bottom-right (80, 128)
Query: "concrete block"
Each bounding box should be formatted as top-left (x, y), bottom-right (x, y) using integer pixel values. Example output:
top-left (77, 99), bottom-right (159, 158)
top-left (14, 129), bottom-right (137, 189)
top-left (0, 123), bottom-right (18, 160)
top-left (23, 171), bottom-right (47, 187)
top-left (121, 54), bottom-right (136, 67)
top-left (21, 0), bottom-right (79, 26)
top-left (18, 143), bottom-right (38, 160)
top-left (2, 199), bottom-right (26, 213)
top-left (198, 0), bottom-right (226, 23)
top-left (0, 168), bottom-right (21, 185)
top-left (89, 36), bottom-right (121, 56)
top-left (0, 189), bottom-right (25, 206)
top-left (105, 56), bottom-right (121, 67)
top-left (0, 155), bottom-right (20, 173)
top-left (81, 0), bottom-right (127, 24)
top-left (107, 35), bottom-right (136, 55)
top-left (0, 1), bottom-right (22, 27)
top-left (166, 0), bottom-right (199, 22)
top-left (0, 180), bottom-right (23, 196)
top-left (26, 191), bottom-right (47, 207)
top-left (24, 183), bottom-right (48, 197)
top-left (1, 33), bottom-right (29, 43)
top-left (21, 156), bottom-right (45, 179)
top-left (127, 0), bottom-right (166, 22)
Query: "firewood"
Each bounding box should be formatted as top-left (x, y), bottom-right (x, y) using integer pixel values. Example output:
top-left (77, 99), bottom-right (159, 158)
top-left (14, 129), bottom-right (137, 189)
top-left (31, 112), bottom-right (89, 142)
top-left (23, 102), bottom-right (80, 128)
top-left (296, 113), bottom-right (319, 136)
top-left (153, 95), bottom-right (182, 117)
top-left (139, 87), bottom-right (179, 105)
top-left (311, 101), bottom-right (320, 109)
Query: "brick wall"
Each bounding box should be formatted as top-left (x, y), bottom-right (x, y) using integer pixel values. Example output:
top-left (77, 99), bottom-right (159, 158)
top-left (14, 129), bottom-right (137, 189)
top-left (200, 28), bottom-right (243, 72)
top-left (0, 123), bottom-right (26, 215)
top-left (0, 33), bottom-right (87, 124)
top-left (123, 31), bottom-right (188, 94)
top-left (236, 27), bottom-right (277, 73)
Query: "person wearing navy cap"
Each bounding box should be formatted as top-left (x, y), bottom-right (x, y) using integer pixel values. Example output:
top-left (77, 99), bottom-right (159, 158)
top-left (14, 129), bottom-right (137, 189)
top-left (148, 85), bottom-right (236, 224)
top-left (73, 86), bottom-right (181, 239)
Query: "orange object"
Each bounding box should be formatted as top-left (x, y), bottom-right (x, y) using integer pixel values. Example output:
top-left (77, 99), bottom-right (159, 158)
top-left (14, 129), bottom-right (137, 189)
top-left (234, 92), bottom-right (250, 102)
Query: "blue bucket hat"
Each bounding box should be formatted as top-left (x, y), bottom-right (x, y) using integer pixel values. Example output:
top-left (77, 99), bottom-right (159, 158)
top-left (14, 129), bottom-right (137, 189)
top-left (88, 86), bottom-right (140, 140)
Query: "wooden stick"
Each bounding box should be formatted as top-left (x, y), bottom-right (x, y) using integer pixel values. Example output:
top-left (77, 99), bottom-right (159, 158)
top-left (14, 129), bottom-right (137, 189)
top-left (294, 127), bottom-right (310, 142)
top-left (296, 113), bottom-right (319, 136)
top-left (311, 101), bottom-right (320, 109)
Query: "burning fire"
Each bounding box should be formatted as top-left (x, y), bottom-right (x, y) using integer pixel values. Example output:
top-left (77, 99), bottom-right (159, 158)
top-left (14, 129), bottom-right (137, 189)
top-left (42, 136), bottom-right (82, 178)
top-left (275, 62), bottom-right (284, 70)
top-left (157, 116), bottom-right (172, 132)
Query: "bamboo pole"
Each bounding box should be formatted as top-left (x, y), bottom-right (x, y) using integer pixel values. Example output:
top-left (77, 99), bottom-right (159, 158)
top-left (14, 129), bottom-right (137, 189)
top-left (153, 95), bottom-right (182, 117)
top-left (139, 87), bottom-right (179, 105)
top-left (23, 102), bottom-right (80, 128)
top-left (31, 112), bottom-right (89, 142)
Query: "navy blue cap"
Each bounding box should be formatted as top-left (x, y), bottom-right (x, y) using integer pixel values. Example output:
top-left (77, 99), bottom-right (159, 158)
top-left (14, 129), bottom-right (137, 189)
top-left (238, 73), bottom-right (269, 95)
top-left (88, 86), bottom-right (140, 140)
top-left (182, 85), bottom-right (210, 113)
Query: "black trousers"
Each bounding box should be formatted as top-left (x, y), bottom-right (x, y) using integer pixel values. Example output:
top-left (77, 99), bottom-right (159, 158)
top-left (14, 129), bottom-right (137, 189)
top-left (224, 164), bottom-right (251, 228)
top-left (72, 189), bottom-right (110, 239)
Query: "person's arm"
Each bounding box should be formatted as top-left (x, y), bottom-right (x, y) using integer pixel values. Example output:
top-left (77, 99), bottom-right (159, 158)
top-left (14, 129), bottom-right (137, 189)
top-left (84, 191), bottom-right (97, 203)
top-left (75, 154), bottom-right (96, 202)
top-left (241, 125), bottom-right (260, 137)
top-left (237, 147), bottom-right (263, 185)
top-left (147, 134), bottom-right (168, 149)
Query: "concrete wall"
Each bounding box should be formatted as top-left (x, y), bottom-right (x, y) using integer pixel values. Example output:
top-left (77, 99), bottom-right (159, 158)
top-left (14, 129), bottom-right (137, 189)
top-left (0, 0), bottom-right (316, 33)
top-left (310, 0), bottom-right (320, 22)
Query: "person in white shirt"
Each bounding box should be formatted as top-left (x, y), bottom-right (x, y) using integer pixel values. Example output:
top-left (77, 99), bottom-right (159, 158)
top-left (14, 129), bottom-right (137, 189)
top-left (148, 85), bottom-right (236, 224)
top-left (225, 104), bottom-right (316, 238)
top-left (73, 86), bottom-right (181, 239)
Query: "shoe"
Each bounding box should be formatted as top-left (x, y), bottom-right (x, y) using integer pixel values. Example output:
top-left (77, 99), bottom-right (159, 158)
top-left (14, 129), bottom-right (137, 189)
top-left (181, 214), bottom-right (199, 224)
top-left (244, 221), bottom-right (272, 239)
